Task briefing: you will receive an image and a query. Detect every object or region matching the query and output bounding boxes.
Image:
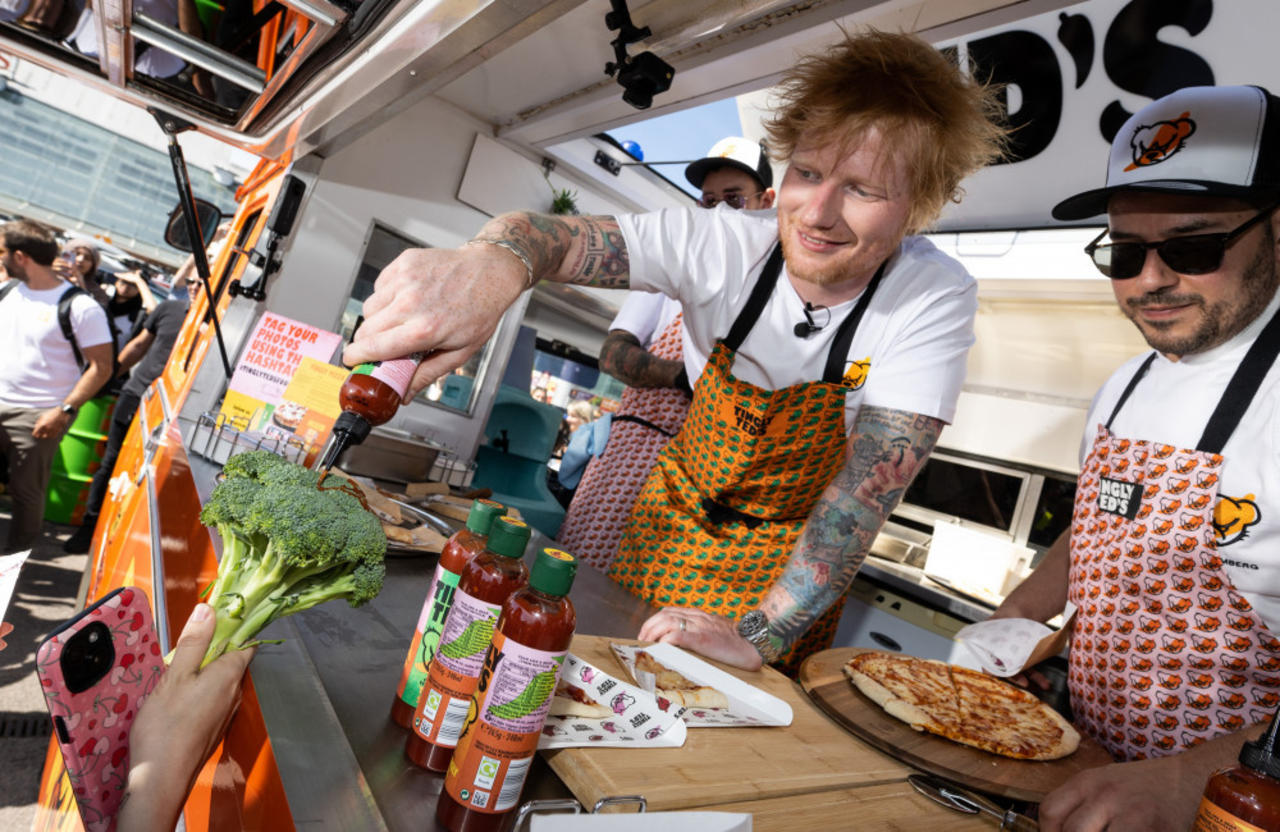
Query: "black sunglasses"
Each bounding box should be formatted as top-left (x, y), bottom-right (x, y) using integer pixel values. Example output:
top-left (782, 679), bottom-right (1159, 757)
top-left (698, 191), bottom-right (762, 210)
top-left (1085, 202), bottom-right (1279, 279)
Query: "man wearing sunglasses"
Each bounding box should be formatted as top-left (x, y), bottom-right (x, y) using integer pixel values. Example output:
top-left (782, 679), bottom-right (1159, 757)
top-left (557, 138), bottom-right (775, 573)
top-left (995, 85), bottom-right (1280, 832)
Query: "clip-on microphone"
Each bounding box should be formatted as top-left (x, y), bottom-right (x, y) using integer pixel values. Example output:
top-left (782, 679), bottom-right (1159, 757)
top-left (793, 302), bottom-right (827, 338)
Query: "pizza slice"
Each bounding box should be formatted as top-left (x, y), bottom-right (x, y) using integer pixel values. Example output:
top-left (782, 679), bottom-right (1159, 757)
top-left (947, 664), bottom-right (1080, 760)
top-left (634, 650), bottom-right (730, 710)
top-left (548, 680), bottom-right (612, 719)
top-left (843, 651), bottom-right (1080, 761)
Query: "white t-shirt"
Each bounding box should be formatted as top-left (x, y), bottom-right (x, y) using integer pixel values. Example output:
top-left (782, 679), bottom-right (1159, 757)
top-left (609, 291), bottom-right (682, 347)
top-left (1081, 291), bottom-right (1280, 630)
top-left (0, 282), bottom-right (113, 408)
top-left (615, 206), bottom-right (977, 426)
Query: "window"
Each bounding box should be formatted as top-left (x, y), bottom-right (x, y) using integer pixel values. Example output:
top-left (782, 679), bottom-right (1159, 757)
top-left (899, 455), bottom-right (1028, 533)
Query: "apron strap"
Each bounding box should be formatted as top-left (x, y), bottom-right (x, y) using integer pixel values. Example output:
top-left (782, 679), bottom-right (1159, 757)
top-left (612, 413), bottom-right (677, 438)
top-left (1104, 352), bottom-right (1158, 430)
top-left (822, 259), bottom-right (889, 385)
top-left (723, 244), bottom-right (784, 352)
top-left (1198, 304), bottom-right (1280, 454)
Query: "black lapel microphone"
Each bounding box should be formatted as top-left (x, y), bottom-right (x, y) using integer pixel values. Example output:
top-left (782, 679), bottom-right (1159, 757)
top-left (793, 302), bottom-right (828, 338)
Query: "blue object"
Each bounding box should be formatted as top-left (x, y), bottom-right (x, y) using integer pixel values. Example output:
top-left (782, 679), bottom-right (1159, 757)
top-left (557, 414), bottom-right (611, 491)
top-left (472, 385), bottom-right (567, 538)
top-left (620, 140), bottom-right (643, 161)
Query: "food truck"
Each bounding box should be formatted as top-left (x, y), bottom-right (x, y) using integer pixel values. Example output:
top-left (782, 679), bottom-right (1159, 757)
top-left (5, 0), bottom-right (1279, 826)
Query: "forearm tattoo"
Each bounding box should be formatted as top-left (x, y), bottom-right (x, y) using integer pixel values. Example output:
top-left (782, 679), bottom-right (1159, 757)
top-left (599, 331), bottom-right (682, 388)
top-left (760, 407), bottom-right (944, 651)
top-left (472, 213), bottom-right (630, 289)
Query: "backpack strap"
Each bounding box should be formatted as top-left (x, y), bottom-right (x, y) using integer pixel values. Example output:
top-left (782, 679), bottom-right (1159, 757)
top-left (0, 280), bottom-right (17, 304)
top-left (57, 286), bottom-right (89, 372)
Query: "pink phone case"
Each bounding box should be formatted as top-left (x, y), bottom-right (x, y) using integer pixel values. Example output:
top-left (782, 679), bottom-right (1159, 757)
top-left (37, 586), bottom-right (166, 832)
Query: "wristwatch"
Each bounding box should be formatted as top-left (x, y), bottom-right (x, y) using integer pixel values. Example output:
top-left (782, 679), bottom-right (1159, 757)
top-left (737, 610), bottom-right (781, 663)
top-left (59, 403), bottom-right (77, 418)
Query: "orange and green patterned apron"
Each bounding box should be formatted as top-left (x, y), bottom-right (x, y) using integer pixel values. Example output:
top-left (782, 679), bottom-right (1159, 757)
top-left (1069, 307), bottom-right (1280, 760)
top-left (610, 244), bottom-right (887, 671)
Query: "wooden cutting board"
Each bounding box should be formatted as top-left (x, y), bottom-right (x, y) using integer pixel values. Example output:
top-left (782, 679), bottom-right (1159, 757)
top-left (799, 648), bottom-right (1115, 803)
top-left (543, 636), bottom-right (914, 812)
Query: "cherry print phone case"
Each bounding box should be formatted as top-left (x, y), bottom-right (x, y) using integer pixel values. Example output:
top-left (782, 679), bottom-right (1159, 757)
top-left (36, 586), bottom-right (166, 832)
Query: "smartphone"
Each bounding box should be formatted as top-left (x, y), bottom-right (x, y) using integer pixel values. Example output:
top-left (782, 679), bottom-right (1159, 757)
top-left (36, 587), bottom-right (166, 832)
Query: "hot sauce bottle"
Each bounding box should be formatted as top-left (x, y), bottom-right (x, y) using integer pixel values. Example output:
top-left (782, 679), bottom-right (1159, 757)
top-left (437, 548), bottom-right (578, 832)
top-left (390, 499), bottom-right (508, 729)
top-left (315, 357), bottom-right (421, 473)
top-left (406, 516), bottom-right (531, 772)
top-left (1194, 706), bottom-right (1280, 832)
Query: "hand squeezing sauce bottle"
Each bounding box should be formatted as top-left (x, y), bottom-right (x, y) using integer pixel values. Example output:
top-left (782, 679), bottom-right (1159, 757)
top-left (390, 499), bottom-right (508, 729)
top-left (314, 356), bottom-right (421, 474)
top-left (1193, 705), bottom-right (1280, 831)
top-left (437, 548), bottom-right (578, 832)
top-left (406, 516), bottom-right (531, 771)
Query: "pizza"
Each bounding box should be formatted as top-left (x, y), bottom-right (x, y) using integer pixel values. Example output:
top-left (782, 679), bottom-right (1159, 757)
top-left (634, 651), bottom-right (729, 710)
top-left (548, 681), bottom-right (612, 719)
top-left (844, 651), bottom-right (1079, 761)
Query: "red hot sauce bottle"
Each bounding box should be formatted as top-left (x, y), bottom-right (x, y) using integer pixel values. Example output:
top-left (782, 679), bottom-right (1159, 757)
top-left (390, 499), bottom-right (508, 729)
top-left (437, 548), bottom-right (578, 832)
top-left (1193, 705), bottom-right (1280, 832)
top-left (315, 357), bottom-right (421, 472)
top-left (405, 517), bottom-right (531, 772)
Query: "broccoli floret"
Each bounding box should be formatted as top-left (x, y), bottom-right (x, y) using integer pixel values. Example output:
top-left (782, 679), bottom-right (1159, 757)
top-left (197, 453), bottom-right (386, 667)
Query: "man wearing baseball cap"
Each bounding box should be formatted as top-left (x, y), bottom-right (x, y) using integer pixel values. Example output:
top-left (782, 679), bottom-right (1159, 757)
top-left (995, 85), bottom-right (1280, 831)
top-left (557, 137), bottom-right (774, 573)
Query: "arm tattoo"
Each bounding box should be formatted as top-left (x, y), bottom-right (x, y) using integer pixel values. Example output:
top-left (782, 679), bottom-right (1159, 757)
top-left (599, 330), bottom-right (683, 388)
top-left (472, 213), bottom-right (630, 289)
top-left (759, 406), bottom-right (944, 652)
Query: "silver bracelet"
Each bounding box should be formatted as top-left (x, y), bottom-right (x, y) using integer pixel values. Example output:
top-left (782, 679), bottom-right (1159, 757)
top-left (466, 239), bottom-right (537, 290)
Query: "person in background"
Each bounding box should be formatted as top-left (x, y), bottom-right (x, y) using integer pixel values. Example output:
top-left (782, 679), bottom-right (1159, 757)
top-left (557, 137), bottom-right (777, 572)
top-left (345, 30), bottom-right (1006, 672)
top-left (0, 221), bottom-right (112, 552)
top-left (994, 85), bottom-right (1280, 831)
top-left (64, 292), bottom-right (191, 553)
top-left (104, 270), bottom-right (158, 350)
top-left (59, 237), bottom-right (110, 307)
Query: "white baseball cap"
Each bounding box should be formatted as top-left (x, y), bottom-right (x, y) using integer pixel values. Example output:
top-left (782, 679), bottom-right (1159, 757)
top-left (1053, 85), bottom-right (1280, 220)
top-left (684, 137), bottom-right (773, 190)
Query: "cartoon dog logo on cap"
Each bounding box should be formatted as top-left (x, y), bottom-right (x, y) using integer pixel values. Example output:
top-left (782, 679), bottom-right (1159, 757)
top-left (1125, 111), bottom-right (1196, 171)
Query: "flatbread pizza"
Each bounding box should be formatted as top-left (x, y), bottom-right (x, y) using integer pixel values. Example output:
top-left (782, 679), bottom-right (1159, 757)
top-left (634, 650), bottom-right (730, 710)
top-left (548, 681), bottom-right (612, 719)
top-left (844, 651), bottom-right (1079, 761)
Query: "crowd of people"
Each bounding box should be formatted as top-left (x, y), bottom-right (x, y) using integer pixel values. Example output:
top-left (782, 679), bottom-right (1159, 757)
top-left (0, 219), bottom-right (189, 555)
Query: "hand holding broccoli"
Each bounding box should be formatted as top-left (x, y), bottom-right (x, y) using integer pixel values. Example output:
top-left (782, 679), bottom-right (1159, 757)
top-left (197, 451), bottom-right (387, 668)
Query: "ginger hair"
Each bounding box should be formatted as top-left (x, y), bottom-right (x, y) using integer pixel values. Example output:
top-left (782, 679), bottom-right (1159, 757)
top-left (764, 29), bottom-right (1008, 233)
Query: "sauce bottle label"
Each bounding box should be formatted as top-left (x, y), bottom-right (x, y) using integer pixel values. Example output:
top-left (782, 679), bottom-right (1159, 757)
top-left (412, 590), bottom-right (502, 747)
top-left (443, 632), bottom-right (566, 814)
top-left (350, 357), bottom-right (418, 400)
top-left (395, 564), bottom-right (462, 707)
top-left (1193, 798), bottom-right (1268, 832)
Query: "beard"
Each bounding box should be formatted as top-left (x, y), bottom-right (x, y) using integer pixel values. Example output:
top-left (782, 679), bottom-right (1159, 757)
top-left (1125, 231), bottom-right (1279, 356)
top-left (777, 210), bottom-right (894, 289)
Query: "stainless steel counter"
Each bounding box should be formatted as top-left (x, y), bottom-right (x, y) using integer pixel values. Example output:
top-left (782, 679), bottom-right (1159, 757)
top-left (186, 446), bottom-right (655, 831)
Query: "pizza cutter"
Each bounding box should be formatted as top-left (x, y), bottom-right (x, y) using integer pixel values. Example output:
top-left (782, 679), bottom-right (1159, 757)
top-left (907, 773), bottom-right (1039, 831)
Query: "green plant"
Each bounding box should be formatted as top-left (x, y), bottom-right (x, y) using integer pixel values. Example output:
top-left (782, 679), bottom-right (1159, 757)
top-left (196, 451), bottom-right (386, 667)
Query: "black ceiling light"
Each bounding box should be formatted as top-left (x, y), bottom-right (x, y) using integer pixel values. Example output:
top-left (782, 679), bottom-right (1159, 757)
top-left (603, 0), bottom-right (674, 110)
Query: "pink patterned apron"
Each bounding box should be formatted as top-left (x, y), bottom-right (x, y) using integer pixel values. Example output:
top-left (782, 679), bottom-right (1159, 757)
top-left (557, 313), bottom-right (691, 572)
top-left (1069, 312), bottom-right (1280, 761)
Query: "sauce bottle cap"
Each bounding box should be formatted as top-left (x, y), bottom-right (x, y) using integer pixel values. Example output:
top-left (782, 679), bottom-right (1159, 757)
top-left (1240, 704), bottom-right (1280, 780)
top-left (486, 516), bottom-right (530, 559)
top-left (465, 499), bottom-right (507, 535)
top-left (333, 410), bottom-right (373, 444)
top-left (530, 548), bottom-right (577, 597)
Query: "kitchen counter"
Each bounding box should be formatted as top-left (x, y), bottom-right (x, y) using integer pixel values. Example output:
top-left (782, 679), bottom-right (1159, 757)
top-left (182, 447), bottom-right (995, 830)
top-left (859, 558), bottom-right (996, 624)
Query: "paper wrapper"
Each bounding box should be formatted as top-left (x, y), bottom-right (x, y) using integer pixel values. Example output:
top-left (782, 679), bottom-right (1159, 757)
top-left (956, 603), bottom-right (1077, 677)
top-left (609, 643), bottom-right (793, 728)
top-left (0, 550), bottom-right (30, 625)
top-left (537, 653), bottom-right (688, 749)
